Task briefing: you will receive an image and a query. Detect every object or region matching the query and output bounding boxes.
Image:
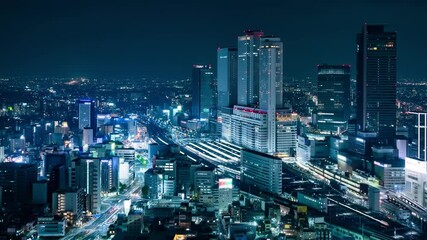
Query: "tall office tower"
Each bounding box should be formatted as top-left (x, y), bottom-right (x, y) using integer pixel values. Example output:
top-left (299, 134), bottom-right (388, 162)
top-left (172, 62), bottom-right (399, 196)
top-left (259, 37), bottom-right (283, 153)
top-left (78, 99), bottom-right (96, 131)
top-left (237, 30), bottom-right (264, 106)
top-left (317, 64), bottom-right (351, 134)
top-left (0, 162), bottom-right (37, 207)
top-left (217, 48), bottom-right (238, 109)
top-left (356, 24), bottom-right (397, 143)
top-left (218, 48), bottom-right (238, 138)
top-left (191, 65), bottom-right (215, 119)
top-left (241, 149), bottom-right (282, 194)
top-left (101, 159), bottom-right (115, 192)
top-left (71, 158), bottom-right (101, 214)
top-left (407, 112), bottom-right (427, 161)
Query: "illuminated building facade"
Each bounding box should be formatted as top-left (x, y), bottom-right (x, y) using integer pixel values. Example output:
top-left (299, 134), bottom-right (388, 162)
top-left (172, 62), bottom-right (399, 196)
top-left (191, 64), bottom-right (215, 120)
top-left (404, 157), bottom-right (427, 207)
top-left (317, 64), bottom-right (351, 134)
top-left (407, 112), bottom-right (427, 161)
top-left (237, 30), bottom-right (264, 106)
top-left (241, 149), bottom-right (282, 194)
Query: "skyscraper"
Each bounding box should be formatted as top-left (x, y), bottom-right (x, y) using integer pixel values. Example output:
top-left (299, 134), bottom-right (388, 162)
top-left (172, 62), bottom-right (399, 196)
top-left (237, 30), bottom-right (264, 107)
top-left (217, 48), bottom-right (238, 109)
top-left (356, 24), bottom-right (397, 143)
top-left (71, 158), bottom-right (101, 214)
top-left (227, 32), bottom-right (297, 155)
top-left (191, 65), bottom-right (215, 119)
top-left (78, 99), bottom-right (96, 132)
top-left (317, 64), bottom-right (351, 134)
top-left (259, 36), bottom-right (283, 153)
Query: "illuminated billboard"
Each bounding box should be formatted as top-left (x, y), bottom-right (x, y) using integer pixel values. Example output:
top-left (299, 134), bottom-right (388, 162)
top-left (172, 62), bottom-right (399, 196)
top-left (219, 178), bottom-right (233, 189)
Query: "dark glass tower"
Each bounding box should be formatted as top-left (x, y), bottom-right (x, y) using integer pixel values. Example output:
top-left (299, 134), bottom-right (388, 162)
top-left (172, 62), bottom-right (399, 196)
top-left (237, 30), bottom-right (264, 107)
top-left (78, 99), bottom-right (97, 132)
top-left (317, 64), bottom-right (351, 134)
top-left (217, 48), bottom-right (238, 109)
top-left (356, 24), bottom-right (397, 143)
top-left (191, 64), bottom-right (215, 119)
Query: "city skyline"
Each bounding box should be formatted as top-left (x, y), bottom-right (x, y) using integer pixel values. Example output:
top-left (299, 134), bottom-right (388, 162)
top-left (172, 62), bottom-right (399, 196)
top-left (1, 1), bottom-right (427, 79)
top-left (2, 1), bottom-right (427, 239)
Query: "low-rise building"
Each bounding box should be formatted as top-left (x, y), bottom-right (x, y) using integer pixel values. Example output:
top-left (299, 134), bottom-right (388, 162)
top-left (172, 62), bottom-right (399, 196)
top-left (37, 216), bottom-right (66, 237)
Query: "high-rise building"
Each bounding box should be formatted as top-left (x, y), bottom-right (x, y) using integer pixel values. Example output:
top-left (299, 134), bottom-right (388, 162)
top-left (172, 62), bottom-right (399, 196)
top-left (78, 99), bottom-right (96, 131)
top-left (237, 30), bottom-right (264, 106)
top-left (0, 162), bottom-right (37, 207)
top-left (356, 24), bottom-right (397, 143)
top-left (71, 158), bottom-right (101, 214)
top-left (191, 64), bottom-right (215, 120)
top-left (259, 36), bottom-right (283, 153)
top-left (241, 149), bottom-right (282, 194)
top-left (407, 112), bottom-right (427, 161)
top-left (259, 37), bottom-right (283, 111)
top-left (101, 158), bottom-right (119, 193)
top-left (217, 48), bottom-right (238, 109)
top-left (317, 64), bottom-right (351, 134)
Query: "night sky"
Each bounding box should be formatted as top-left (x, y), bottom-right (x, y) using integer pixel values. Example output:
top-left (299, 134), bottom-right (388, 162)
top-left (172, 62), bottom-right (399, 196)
top-left (1, 0), bottom-right (426, 79)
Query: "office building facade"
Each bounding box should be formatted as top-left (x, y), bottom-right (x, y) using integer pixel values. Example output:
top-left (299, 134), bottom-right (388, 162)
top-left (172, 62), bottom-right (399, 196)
top-left (237, 30), bottom-right (264, 106)
top-left (407, 112), bottom-right (427, 161)
top-left (356, 24), bottom-right (397, 143)
top-left (52, 188), bottom-right (85, 225)
top-left (241, 149), bottom-right (282, 194)
top-left (217, 48), bottom-right (238, 109)
top-left (259, 37), bottom-right (284, 153)
top-left (191, 64), bottom-right (215, 120)
top-left (0, 162), bottom-right (37, 207)
top-left (317, 64), bottom-right (351, 134)
top-left (71, 158), bottom-right (101, 214)
top-left (78, 99), bottom-right (96, 131)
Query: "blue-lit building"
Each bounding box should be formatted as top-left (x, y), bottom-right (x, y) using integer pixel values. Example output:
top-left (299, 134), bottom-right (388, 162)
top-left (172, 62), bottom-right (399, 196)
top-left (78, 99), bottom-right (97, 132)
top-left (217, 48), bottom-right (238, 110)
top-left (259, 36), bottom-right (284, 153)
top-left (237, 30), bottom-right (263, 107)
top-left (191, 65), bottom-right (215, 120)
